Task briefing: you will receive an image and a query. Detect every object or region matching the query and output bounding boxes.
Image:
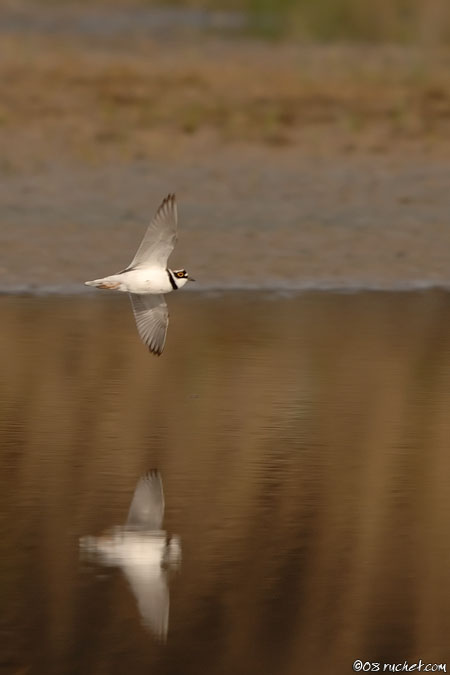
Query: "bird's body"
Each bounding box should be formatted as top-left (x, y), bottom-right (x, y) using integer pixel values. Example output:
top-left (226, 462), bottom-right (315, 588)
top-left (85, 194), bottom-right (193, 355)
top-left (85, 267), bottom-right (187, 295)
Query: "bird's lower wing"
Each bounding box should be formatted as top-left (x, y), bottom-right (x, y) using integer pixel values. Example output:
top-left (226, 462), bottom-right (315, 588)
top-left (129, 293), bottom-right (169, 356)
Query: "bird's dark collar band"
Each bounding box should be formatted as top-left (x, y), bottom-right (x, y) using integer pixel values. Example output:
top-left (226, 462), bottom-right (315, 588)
top-left (167, 269), bottom-right (178, 290)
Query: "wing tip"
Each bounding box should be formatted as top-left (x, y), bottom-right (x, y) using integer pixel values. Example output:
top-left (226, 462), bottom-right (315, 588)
top-left (157, 193), bottom-right (177, 219)
top-left (145, 468), bottom-right (162, 482)
top-left (146, 331), bottom-right (167, 356)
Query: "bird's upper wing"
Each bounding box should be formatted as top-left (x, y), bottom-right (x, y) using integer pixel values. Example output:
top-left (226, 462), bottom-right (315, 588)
top-left (128, 194), bottom-right (177, 269)
top-left (127, 470), bottom-right (165, 530)
top-left (129, 293), bottom-right (169, 356)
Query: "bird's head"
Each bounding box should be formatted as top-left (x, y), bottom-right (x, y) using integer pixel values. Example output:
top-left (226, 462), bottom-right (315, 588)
top-left (172, 269), bottom-right (195, 288)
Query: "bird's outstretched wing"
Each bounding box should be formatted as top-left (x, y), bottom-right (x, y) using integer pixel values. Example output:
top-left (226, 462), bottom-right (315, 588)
top-left (129, 293), bottom-right (169, 356)
top-left (127, 194), bottom-right (177, 270)
top-left (127, 470), bottom-right (165, 530)
top-left (122, 558), bottom-right (169, 640)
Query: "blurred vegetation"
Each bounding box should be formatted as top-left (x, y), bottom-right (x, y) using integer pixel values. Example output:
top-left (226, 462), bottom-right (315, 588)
top-left (25, 0), bottom-right (450, 43)
top-left (2, 2), bottom-right (450, 168)
top-left (2, 33), bottom-right (450, 168)
top-left (246, 0), bottom-right (450, 42)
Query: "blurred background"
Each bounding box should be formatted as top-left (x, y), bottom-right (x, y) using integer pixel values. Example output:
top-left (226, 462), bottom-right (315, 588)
top-left (1, 0), bottom-right (450, 290)
top-left (1, 2), bottom-right (450, 674)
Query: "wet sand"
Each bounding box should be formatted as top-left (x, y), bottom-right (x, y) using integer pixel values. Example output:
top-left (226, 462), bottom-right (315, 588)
top-left (1, 292), bottom-right (450, 674)
top-left (2, 150), bottom-right (450, 291)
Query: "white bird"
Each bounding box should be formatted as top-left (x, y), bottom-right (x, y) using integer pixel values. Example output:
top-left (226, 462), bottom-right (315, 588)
top-left (80, 470), bottom-right (181, 640)
top-left (85, 194), bottom-right (194, 355)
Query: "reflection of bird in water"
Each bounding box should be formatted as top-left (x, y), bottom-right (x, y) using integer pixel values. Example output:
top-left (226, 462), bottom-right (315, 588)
top-left (85, 194), bottom-right (194, 355)
top-left (80, 470), bottom-right (181, 640)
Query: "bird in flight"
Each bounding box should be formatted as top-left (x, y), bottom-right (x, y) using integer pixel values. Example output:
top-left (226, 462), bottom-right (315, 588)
top-left (85, 194), bottom-right (194, 355)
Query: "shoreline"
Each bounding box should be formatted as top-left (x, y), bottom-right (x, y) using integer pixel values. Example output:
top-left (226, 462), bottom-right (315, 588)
top-left (2, 282), bottom-right (450, 296)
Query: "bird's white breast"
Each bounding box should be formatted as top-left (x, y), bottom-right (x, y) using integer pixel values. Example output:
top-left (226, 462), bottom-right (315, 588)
top-left (85, 530), bottom-right (167, 566)
top-left (121, 268), bottom-right (174, 294)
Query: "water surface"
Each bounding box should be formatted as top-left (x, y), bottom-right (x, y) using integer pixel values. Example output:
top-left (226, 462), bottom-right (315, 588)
top-left (1, 291), bottom-right (450, 674)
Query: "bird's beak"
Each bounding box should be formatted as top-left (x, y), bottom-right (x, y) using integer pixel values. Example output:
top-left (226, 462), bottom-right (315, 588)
top-left (189, 277), bottom-right (196, 282)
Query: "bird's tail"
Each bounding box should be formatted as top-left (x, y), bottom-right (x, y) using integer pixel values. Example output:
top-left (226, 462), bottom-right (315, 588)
top-left (85, 276), bottom-right (122, 290)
